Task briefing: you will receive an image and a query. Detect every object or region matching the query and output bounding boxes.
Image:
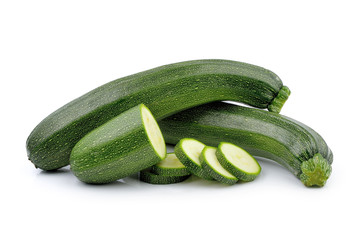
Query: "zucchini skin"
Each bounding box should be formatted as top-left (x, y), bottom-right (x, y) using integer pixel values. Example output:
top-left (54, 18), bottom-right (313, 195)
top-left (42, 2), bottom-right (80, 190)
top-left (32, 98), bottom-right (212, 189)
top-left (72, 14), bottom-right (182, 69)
top-left (158, 102), bottom-right (333, 187)
top-left (151, 166), bottom-right (190, 177)
top-left (27, 59), bottom-right (289, 170)
top-left (199, 146), bottom-right (238, 185)
top-left (69, 104), bottom-right (165, 184)
top-left (215, 143), bottom-right (261, 182)
top-left (139, 170), bottom-right (191, 184)
top-left (174, 139), bottom-right (213, 181)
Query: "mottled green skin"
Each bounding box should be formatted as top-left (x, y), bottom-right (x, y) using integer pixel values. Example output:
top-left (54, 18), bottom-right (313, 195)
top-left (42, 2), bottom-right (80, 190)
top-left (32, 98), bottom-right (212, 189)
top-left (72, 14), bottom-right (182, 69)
top-left (159, 102), bottom-right (333, 187)
top-left (139, 170), bottom-right (191, 184)
top-left (151, 165), bottom-right (191, 177)
top-left (174, 138), bottom-right (214, 181)
top-left (199, 146), bottom-right (238, 185)
top-left (26, 59), bottom-right (288, 170)
top-left (216, 143), bottom-right (261, 182)
top-left (69, 104), bottom-right (165, 184)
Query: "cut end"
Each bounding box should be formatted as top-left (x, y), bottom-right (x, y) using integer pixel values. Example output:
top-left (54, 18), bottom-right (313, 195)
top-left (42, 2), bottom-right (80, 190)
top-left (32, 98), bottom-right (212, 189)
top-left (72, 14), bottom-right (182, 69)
top-left (157, 153), bottom-right (186, 169)
top-left (180, 138), bottom-right (206, 166)
top-left (219, 142), bottom-right (260, 175)
top-left (300, 153), bottom-right (332, 187)
top-left (141, 104), bottom-right (166, 160)
top-left (268, 86), bottom-right (291, 113)
top-left (203, 146), bottom-right (236, 179)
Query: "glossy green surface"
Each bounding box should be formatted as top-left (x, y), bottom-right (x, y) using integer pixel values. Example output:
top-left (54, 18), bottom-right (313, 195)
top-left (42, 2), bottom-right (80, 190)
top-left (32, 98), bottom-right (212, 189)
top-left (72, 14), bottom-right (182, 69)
top-left (159, 102), bottom-right (333, 187)
top-left (69, 104), bottom-right (165, 184)
top-left (26, 59), bottom-right (288, 170)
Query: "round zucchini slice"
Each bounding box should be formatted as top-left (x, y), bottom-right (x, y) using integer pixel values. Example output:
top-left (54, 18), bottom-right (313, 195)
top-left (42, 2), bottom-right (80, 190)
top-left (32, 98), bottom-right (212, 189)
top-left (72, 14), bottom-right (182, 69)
top-left (174, 138), bottom-right (213, 180)
top-left (216, 142), bottom-right (261, 182)
top-left (139, 170), bottom-right (190, 184)
top-left (200, 146), bottom-right (238, 185)
top-left (152, 153), bottom-right (190, 176)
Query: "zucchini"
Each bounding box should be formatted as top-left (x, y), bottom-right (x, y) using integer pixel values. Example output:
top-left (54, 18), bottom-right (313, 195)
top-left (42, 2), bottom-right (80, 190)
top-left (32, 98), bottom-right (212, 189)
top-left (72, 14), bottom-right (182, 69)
top-left (216, 142), bottom-right (261, 182)
top-left (199, 146), bottom-right (238, 185)
top-left (151, 153), bottom-right (191, 176)
top-left (26, 59), bottom-right (290, 170)
top-left (69, 104), bottom-right (166, 184)
top-left (139, 170), bottom-right (191, 184)
top-left (174, 138), bottom-right (213, 180)
top-left (159, 102), bottom-right (333, 187)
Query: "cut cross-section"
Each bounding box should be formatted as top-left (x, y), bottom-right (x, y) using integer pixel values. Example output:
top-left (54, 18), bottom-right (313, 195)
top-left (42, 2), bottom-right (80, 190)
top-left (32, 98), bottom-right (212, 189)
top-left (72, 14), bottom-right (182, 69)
top-left (174, 138), bottom-right (213, 180)
top-left (200, 146), bottom-right (238, 185)
top-left (216, 142), bottom-right (261, 182)
top-left (142, 105), bottom-right (166, 159)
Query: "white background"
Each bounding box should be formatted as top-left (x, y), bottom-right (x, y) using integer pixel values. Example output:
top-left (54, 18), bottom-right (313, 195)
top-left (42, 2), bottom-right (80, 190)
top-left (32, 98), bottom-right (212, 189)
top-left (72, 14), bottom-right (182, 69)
top-left (1, 0), bottom-right (359, 239)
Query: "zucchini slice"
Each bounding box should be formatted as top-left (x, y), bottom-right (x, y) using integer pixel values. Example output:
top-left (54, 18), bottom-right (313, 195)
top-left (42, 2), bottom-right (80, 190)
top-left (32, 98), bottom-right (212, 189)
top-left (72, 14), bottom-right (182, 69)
top-left (139, 170), bottom-right (190, 184)
top-left (70, 104), bottom-right (166, 184)
top-left (216, 142), bottom-right (261, 182)
top-left (151, 153), bottom-right (191, 176)
top-left (174, 138), bottom-right (213, 180)
top-left (200, 146), bottom-right (238, 185)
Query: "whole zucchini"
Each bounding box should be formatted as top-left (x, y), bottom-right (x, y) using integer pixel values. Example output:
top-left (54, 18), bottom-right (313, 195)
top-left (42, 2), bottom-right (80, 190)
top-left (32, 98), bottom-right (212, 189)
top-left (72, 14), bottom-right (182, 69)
top-left (26, 59), bottom-right (290, 170)
top-left (158, 102), bottom-right (333, 187)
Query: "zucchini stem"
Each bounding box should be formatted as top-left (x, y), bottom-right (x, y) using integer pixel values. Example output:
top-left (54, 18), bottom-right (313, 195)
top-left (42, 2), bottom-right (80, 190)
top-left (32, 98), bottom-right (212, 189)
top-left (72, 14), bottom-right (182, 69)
top-left (300, 153), bottom-right (332, 187)
top-left (268, 86), bottom-right (291, 113)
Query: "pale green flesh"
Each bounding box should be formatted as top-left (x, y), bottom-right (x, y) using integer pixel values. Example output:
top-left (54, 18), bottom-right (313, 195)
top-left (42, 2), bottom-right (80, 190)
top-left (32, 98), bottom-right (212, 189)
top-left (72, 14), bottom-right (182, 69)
top-left (182, 139), bottom-right (206, 166)
top-left (220, 143), bottom-right (259, 173)
top-left (142, 105), bottom-right (166, 159)
top-left (204, 147), bottom-right (236, 179)
top-left (157, 153), bottom-right (186, 169)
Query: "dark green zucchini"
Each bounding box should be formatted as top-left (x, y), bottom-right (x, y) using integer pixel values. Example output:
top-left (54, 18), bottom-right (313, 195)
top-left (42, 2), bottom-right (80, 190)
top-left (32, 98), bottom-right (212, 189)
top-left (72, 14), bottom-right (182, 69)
top-left (158, 102), bottom-right (333, 187)
top-left (26, 59), bottom-right (290, 170)
top-left (70, 104), bottom-right (166, 184)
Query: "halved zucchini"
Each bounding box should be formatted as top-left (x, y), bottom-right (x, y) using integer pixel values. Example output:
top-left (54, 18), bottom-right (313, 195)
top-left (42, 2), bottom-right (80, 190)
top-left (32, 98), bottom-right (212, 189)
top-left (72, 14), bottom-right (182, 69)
top-left (200, 146), bottom-right (238, 185)
top-left (216, 142), bottom-right (261, 182)
top-left (70, 104), bottom-right (166, 184)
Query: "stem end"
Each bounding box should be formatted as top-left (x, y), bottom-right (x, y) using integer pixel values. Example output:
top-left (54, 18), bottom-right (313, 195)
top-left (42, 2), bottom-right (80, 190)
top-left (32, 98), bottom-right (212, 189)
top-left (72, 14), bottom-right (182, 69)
top-left (268, 86), bottom-right (291, 113)
top-left (300, 153), bottom-right (332, 187)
